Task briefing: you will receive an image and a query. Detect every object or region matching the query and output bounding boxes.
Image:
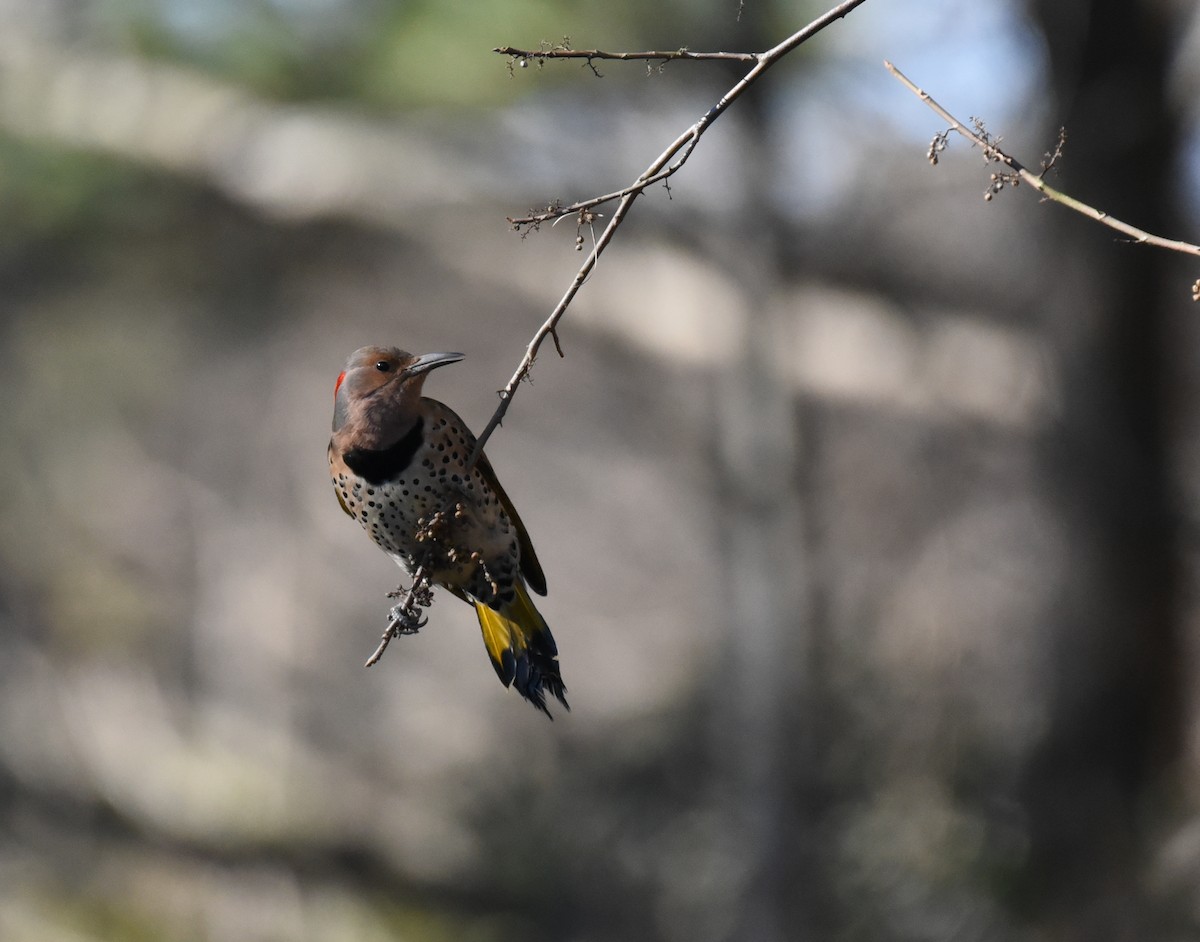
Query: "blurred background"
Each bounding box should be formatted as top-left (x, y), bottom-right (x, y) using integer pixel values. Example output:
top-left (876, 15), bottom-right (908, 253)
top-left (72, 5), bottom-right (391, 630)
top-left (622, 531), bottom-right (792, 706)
top-left (2, 0), bottom-right (1200, 939)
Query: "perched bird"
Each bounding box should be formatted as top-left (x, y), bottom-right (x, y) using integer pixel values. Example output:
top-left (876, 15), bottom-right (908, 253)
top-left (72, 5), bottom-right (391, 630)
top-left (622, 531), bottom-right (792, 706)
top-left (328, 345), bottom-right (568, 717)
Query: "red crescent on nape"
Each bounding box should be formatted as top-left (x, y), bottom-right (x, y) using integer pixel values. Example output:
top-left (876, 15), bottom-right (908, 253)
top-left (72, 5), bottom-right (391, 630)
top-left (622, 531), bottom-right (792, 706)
top-left (334, 371), bottom-right (346, 400)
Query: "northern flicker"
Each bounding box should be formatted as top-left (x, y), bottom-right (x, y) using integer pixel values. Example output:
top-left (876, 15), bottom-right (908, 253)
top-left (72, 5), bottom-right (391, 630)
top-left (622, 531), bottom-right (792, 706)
top-left (328, 345), bottom-right (568, 717)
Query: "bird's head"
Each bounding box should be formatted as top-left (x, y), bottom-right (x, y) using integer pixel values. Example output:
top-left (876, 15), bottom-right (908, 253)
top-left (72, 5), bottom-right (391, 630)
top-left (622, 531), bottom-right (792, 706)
top-left (332, 346), bottom-right (464, 439)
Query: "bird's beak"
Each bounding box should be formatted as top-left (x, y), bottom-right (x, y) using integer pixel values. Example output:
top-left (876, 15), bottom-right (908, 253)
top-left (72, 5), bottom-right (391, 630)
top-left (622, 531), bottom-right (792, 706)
top-left (407, 351), bottom-right (465, 376)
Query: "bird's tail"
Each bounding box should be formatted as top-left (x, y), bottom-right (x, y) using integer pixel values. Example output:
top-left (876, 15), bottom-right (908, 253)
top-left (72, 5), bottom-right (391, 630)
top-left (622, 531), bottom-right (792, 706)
top-left (474, 581), bottom-right (568, 718)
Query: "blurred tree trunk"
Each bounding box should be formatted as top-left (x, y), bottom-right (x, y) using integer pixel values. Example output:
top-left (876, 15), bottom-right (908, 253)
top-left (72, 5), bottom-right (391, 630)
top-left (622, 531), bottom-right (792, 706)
top-left (1019, 0), bottom-right (1184, 935)
top-left (703, 11), bottom-right (828, 939)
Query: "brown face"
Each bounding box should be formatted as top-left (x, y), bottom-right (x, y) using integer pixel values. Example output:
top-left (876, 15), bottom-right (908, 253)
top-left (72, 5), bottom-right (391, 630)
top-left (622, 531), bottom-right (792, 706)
top-left (333, 346), bottom-right (409, 407)
top-left (332, 346), bottom-right (464, 433)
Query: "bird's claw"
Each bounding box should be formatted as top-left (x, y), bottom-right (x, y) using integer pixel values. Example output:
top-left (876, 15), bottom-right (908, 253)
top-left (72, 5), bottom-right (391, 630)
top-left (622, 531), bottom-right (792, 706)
top-left (387, 606), bottom-right (427, 634)
top-left (365, 606), bottom-right (425, 667)
top-left (366, 568), bottom-right (433, 667)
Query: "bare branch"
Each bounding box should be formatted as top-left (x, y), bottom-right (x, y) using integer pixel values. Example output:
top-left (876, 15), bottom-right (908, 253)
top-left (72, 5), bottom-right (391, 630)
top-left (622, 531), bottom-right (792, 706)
top-left (495, 44), bottom-right (759, 64)
top-left (482, 0), bottom-right (871, 428)
top-left (885, 60), bottom-right (1200, 261)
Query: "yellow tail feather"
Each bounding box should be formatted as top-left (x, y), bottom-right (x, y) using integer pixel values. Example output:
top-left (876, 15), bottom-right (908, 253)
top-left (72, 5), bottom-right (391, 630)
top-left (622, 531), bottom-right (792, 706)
top-left (473, 582), bottom-right (568, 718)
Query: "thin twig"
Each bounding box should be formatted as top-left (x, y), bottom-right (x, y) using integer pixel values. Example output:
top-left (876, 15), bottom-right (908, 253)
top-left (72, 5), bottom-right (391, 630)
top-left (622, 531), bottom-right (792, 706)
top-left (885, 60), bottom-right (1200, 260)
top-left (364, 623), bottom-right (396, 668)
top-left (495, 45), bottom-right (758, 63)
top-left (508, 162), bottom-right (686, 225)
top-left (366, 0), bottom-right (871, 663)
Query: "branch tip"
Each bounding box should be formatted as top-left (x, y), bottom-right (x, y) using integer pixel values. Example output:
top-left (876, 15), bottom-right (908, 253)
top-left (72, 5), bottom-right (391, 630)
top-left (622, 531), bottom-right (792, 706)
top-left (886, 60), bottom-right (1200, 265)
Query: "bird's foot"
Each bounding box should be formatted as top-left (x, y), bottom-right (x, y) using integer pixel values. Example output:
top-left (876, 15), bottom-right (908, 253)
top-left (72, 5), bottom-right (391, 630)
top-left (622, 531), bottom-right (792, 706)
top-left (386, 603), bottom-right (427, 635)
top-left (386, 577), bottom-right (434, 615)
top-left (365, 572), bottom-right (434, 667)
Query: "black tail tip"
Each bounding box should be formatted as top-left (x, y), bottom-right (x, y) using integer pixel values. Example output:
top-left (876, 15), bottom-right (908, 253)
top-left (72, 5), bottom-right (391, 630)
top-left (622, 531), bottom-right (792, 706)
top-left (514, 654), bottom-right (570, 720)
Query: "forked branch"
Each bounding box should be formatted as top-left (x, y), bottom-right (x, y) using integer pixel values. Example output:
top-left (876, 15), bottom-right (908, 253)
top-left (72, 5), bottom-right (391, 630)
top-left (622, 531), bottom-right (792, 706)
top-left (478, 0), bottom-right (871, 442)
top-left (508, 0), bottom-right (869, 229)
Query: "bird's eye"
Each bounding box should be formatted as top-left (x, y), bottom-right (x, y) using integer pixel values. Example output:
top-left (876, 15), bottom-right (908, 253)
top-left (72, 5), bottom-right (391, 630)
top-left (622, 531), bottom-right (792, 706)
top-left (375, 360), bottom-right (393, 373)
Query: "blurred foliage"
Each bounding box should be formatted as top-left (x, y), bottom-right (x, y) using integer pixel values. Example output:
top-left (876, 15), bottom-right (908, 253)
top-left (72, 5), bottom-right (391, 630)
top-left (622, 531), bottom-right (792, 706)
top-left (80, 0), bottom-right (825, 107)
top-left (0, 138), bottom-right (169, 252)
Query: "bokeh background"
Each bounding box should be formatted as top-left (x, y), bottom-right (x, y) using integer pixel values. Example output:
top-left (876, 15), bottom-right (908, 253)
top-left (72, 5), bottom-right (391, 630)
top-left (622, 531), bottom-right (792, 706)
top-left (2, 0), bottom-right (1200, 939)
